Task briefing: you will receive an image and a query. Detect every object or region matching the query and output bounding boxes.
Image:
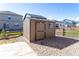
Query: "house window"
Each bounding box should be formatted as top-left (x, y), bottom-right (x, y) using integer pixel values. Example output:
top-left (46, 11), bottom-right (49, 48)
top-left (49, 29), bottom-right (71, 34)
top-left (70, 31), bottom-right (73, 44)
top-left (6, 23), bottom-right (9, 28)
top-left (56, 24), bottom-right (59, 28)
top-left (14, 23), bottom-right (19, 26)
top-left (49, 23), bottom-right (54, 29)
top-left (8, 16), bottom-right (12, 20)
top-left (60, 24), bottom-right (62, 26)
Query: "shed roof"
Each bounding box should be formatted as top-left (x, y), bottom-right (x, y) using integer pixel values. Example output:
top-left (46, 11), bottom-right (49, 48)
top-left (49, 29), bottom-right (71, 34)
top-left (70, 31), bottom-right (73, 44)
top-left (27, 18), bottom-right (55, 23)
top-left (0, 11), bottom-right (22, 16)
top-left (23, 13), bottom-right (47, 20)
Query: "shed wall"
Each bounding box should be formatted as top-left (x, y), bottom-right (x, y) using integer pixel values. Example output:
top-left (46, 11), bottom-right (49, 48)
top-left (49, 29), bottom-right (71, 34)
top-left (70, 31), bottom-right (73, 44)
top-left (45, 22), bottom-right (55, 38)
top-left (23, 18), bottom-right (55, 42)
top-left (30, 21), bottom-right (35, 41)
top-left (23, 18), bottom-right (30, 42)
top-left (30, 20), bottom-right (55, 41)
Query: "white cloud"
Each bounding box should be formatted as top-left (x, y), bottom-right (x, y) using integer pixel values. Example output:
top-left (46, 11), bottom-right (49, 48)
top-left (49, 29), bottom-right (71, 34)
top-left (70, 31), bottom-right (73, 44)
top-left (65, 17), bottom-right (79, 21)
top-left (75, 17), bottom-right (79, 21)
top-left (47, 16), bottom-right (53, 20)
top-left (63, 17), bottom-right (78, 21)
top-left (47, 17), bottom-right (79, 21)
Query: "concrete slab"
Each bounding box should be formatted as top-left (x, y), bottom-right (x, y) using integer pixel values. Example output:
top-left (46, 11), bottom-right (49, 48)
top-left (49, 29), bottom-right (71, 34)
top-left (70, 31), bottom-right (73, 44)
top-left (16, 36), bottom-right (30, 43)
top-left (0, 42), bottom-right (37, 56)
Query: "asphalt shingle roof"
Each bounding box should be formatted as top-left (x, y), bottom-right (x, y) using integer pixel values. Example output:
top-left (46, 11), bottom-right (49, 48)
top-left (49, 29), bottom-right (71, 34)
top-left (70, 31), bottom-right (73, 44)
top-left (24, 13), bottom-right (47, 20)
top-left (0, 11), bottom-right (22, 16)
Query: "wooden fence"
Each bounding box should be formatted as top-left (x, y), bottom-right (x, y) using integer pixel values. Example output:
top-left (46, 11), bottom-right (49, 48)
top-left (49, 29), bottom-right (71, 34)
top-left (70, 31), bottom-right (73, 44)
top-left (65, 26), bottom-right (79, 30)
top-left (55, 29), bottom-right (64, 36)
top-left (55, 26), bottom-right (79, 36)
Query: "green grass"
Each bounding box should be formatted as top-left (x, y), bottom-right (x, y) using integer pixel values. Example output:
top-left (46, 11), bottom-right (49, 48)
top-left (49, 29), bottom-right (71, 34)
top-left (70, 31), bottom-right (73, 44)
top-left (0, 31), bottom-right (19, 45)
top-left (56, 29), bottom-right (79, 37)
top-left (7, 32), bottom-right (22, 35)
top-left (65, 30), bottom-right (79, 37)
top-left (0, 31), bottom-right (23, 38)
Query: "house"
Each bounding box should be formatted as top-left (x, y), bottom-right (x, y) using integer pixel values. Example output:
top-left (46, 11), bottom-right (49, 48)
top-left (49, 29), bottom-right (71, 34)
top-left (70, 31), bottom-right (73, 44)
top-left (76, 21), bottom-right (79, 27)
top-left (0, 11), bottom-right (23, 31)
top-left (23, 13), bottom-right (56, 42)
top-left (63, 19), bottom-right (76, 27)
top-left (55, 20), bottom-right (64, 29)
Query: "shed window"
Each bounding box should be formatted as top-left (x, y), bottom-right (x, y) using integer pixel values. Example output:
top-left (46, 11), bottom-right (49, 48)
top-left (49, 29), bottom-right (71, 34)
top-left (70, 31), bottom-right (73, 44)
top-left (49, 23), bottom-right (54, 29)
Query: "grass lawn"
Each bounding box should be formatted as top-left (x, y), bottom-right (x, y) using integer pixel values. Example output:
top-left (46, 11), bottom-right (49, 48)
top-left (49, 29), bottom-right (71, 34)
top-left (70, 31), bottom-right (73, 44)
top-left (6, 31), bottom-right (22, 35)
top-left (65, 30), bottom-right (79, 37)
top-left (0, 32), bottom-right (21, 45)
top-left (56, 29), bottom-right (79, 37)
top-left (0, 31), bottom-right (22, 38)
top-left (0, 38), bottom-right (16, 45)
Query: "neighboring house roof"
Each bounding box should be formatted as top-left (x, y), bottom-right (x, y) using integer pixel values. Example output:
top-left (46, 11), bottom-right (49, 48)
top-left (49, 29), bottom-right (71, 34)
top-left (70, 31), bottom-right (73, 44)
top-left (23, 13), bottom-right (47, 20)
top-left (0, 11), bottom-right (23, 16)
top-left (63, 19), bottom-right (76, 26)
top-left (76, 21), bottom-right (79, 24)
top-left (75, 21), bottom-right (79, 26)
top-left (63, 19), bottom-right (72, 23)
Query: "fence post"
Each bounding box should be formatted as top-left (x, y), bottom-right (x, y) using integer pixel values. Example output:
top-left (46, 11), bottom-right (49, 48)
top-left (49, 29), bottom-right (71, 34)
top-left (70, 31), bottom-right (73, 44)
top-left (2, 24), bottom-right (7, 39)
top-left (63, 28), bottom-right (65, 36)
top-left (0, 29), bottom-right (2, 34)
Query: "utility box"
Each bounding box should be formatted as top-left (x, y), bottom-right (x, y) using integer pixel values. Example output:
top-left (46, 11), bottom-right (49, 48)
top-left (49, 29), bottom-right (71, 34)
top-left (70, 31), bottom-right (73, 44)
top-left (23, 14), bottom-right (56, 42)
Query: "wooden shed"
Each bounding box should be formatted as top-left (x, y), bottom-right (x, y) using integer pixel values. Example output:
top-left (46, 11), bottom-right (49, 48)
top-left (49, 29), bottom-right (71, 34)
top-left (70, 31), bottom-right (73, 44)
top-left (23, 14), bottom-right (56, 42)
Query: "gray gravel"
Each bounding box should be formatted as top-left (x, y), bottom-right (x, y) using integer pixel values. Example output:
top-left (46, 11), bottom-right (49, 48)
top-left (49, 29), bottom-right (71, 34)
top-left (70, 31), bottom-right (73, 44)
top-left (29, 36), bottom-right (79, 56)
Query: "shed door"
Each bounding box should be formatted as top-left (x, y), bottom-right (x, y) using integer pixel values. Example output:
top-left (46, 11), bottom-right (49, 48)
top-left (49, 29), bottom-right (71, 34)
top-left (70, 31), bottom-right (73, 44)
top-left (35, 21), bottom-right (46, 40)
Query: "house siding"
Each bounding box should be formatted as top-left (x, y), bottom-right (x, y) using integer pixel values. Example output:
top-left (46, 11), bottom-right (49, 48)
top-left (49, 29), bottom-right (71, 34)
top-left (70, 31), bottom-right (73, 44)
top-left (0, 13), bottom-right (23, 30)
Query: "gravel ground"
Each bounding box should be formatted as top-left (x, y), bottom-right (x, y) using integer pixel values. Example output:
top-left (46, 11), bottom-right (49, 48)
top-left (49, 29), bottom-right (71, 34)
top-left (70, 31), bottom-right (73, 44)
top-left (28, 36), bottom-right (79, 56)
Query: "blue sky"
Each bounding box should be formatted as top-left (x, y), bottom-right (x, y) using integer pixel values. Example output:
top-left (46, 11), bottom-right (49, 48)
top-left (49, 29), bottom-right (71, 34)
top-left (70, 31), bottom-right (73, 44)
top-left (0, 3), bottom-right (79, 21)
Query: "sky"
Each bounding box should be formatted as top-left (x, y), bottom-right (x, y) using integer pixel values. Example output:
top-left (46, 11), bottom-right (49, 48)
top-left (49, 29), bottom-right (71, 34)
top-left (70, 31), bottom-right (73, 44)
top-left (0, 3), bottom-right (79, 21)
